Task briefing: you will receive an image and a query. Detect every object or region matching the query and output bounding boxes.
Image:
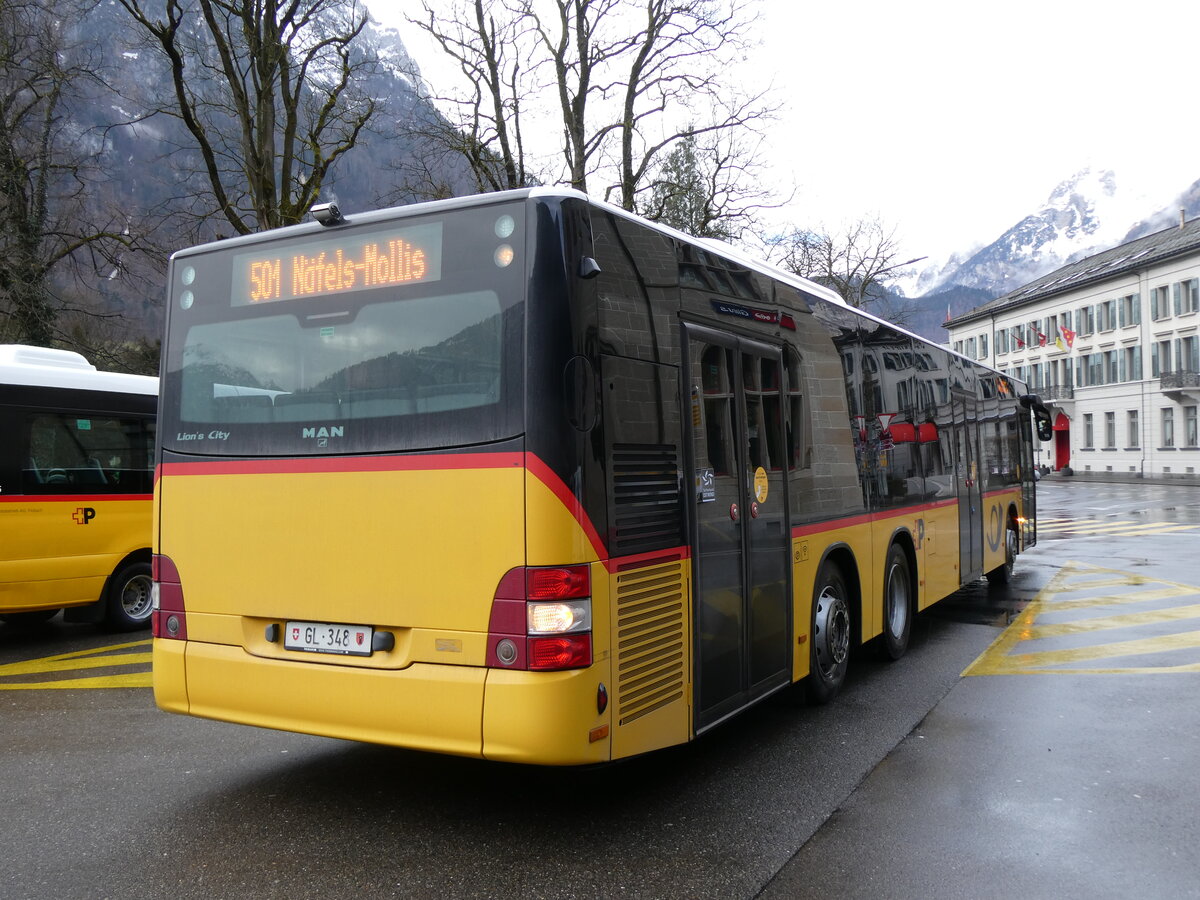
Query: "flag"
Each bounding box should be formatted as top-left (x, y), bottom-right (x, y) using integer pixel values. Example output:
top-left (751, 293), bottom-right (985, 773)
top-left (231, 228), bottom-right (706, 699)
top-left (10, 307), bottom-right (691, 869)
top-left (1059, 325), bottom-right (1076, 348)
top-left (944, 303), bottom-right (952, 323)
top-left (1055, 335), bottom-right (1065, 351)
top-left (1038, 332), bottom-right (1047, 347)
top-left (1016, 335), bottom-right (1025, 348)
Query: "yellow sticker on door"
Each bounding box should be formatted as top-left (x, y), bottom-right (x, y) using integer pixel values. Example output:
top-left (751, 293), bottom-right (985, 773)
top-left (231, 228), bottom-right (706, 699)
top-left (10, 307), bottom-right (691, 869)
top-left (754, 466), bottom-right (769, 503)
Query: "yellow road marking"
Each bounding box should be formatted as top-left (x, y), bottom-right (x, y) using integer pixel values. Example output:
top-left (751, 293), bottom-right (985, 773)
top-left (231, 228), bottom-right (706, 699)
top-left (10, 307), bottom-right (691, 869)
top-left (965, 562), bottom-right (1200, 676)
top-left (0, 640), bottom-right (152, 690)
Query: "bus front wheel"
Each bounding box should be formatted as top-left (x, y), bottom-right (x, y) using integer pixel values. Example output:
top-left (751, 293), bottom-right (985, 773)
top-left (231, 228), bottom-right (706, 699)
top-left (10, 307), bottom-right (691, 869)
top-left (986, 522), bottom-right (1018, 586)
top-left (106, 561), bottom-right (153, 631)
top-left (807, 563), bottom-right (851, 704)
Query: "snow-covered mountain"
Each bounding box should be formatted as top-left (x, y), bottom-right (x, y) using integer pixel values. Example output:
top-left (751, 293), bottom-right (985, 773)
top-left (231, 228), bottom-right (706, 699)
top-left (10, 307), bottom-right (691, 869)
top-left (894, 168), bottom-right (1200, 342)
top-left (910, 168), bottom-right (1200, 299)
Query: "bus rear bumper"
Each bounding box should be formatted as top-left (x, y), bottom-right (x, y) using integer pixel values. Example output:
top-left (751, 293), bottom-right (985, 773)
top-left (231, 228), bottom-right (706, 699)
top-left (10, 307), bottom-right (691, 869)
top-left (153, 639), bottom-right (487, 759)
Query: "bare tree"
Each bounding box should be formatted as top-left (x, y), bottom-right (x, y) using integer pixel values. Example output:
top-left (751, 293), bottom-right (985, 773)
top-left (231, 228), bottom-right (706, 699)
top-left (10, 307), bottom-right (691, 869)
top-left (769, 218), bottom-right (925, 323)
top-left (641, 127), bottom-right (778, 241)
top-left (405, 0), bottom-right (534, 194)
top-left (117, 0), bottom-right (380, 234)
top-left (407, 0), bottom-right (774, 224)
top-left (0, 0), bottom-right (139, 345)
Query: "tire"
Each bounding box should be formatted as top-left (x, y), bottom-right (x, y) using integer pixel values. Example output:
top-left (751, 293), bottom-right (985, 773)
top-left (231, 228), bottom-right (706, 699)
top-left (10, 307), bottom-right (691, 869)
top-left (879, 543), bottom-right (912, 661)
top-left (105, 560), bottom-right (153, 631)
top-left (807, 563), bottom-right (852, 704)
top-left (986, 522), bottom-right (1018, 586)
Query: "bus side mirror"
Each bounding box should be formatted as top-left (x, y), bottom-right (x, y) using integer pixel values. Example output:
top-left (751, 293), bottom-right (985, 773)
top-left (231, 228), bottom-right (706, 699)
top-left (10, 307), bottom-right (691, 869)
top-left (1019, 393), bottom-right (1054, 442)
top-left (1034, 407), bottom-right (1053, 442)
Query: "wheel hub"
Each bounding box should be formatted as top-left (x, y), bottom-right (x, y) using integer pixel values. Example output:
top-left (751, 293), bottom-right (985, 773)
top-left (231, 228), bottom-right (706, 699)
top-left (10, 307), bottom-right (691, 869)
top-left (814, 586), bottom-right (850, 670)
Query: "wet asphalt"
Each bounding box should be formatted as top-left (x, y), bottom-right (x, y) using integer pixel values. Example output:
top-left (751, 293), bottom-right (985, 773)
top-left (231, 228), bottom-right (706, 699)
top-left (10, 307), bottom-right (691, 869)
top-left (761, 477), bottom-right (1200, 900)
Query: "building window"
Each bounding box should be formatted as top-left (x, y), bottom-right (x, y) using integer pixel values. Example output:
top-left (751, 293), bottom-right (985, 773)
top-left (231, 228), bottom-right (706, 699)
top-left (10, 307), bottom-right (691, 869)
top-left (1186, 406), bottom-right (1198, 448)
top-left (978, 333), bottom-right (988, 359)
top-left (1078, 305), bottom-right (1094, 336)
top-left (1084, 413), bottom-right (1094, 448)
top-left (1181, 336), bottom-right (1200, 373)
top-left (1122, 346), bottom-right (1142, 381)
top-left (1099, 299), bottom-right (1117, 331)
top-left (1152, 340), bottom-right (1172, 377)
top-left (1128, 410), bottom-right (1139, 448)
top-left (1152, 285), bottom-right (1171, 320)
top-left (1104, 349), bottom-right (1118, 383)
top-left (1162, 408), bottom-right (1175, 448)
top-left (1179, 279), bottom-right (1199, 315)
top-left (1105, 411), bottom-right (1116, 448)
top-left (1119, 293), bottom-right (1140, 327)
top-left (965, 337), bottom-right (976, 358)
top-left (996, 329), bottom-right (1008, 354)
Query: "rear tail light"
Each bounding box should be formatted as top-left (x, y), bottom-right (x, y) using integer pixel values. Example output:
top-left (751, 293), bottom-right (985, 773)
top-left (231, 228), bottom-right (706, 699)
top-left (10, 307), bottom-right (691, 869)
top-left (151, 554), bottom-right (188, 640)
top-left (488, 564), bottom-right (592, 671)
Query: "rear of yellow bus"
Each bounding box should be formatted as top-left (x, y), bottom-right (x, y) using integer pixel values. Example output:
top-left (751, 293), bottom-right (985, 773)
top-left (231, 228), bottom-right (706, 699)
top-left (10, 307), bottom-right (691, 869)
top-left (153, 193), bottom-right (620, 764)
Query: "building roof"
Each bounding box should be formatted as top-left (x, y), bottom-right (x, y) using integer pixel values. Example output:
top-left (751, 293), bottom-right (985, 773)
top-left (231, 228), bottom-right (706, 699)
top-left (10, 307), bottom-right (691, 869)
top-left (946, 215), bottom-right (1200, 327)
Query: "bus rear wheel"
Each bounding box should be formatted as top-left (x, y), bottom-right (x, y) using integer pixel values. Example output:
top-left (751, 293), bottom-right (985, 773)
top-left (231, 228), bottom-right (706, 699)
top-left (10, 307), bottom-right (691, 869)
top-left (879, 544), bottom-right (912, 661)
top-left (807, 563), bottom-right (851, 704)
top-left (106, 561), bottom-right (153, 631)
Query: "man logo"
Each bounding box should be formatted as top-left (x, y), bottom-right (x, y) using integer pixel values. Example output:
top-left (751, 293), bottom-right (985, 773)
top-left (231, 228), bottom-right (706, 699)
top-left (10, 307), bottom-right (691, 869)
top-left (301, 426), bottom-right (344, 440)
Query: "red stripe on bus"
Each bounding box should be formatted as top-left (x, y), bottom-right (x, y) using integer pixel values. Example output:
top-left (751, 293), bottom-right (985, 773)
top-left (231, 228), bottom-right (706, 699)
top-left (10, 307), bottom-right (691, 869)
top-left (156, 452), bottom-right (524, 478)
top-left (983, 487), bottom-right (1021, 500)
top-left (790, 497), bottom-right (959, 538)
top-left (0, 494), bottom-right (152, 503)
top-left (522, 452), bottom-right (608, 561)
top-left (606, 546), bottom-right (692, 574)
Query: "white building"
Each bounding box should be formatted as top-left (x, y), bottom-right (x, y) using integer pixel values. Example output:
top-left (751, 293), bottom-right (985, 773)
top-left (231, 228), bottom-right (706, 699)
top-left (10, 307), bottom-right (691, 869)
top-left (946, 215), bottom-right (1200, 481)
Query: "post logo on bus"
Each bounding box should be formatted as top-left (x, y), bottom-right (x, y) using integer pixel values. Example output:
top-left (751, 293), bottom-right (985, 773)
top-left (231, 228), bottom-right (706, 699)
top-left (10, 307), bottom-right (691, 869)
top-left (72, 507), bottom-right (96, 525)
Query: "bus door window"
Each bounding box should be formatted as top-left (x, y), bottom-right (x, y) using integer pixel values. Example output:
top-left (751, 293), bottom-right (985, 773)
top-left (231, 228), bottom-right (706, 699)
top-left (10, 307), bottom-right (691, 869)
top-left (699, 345), bottom-right (734, 476)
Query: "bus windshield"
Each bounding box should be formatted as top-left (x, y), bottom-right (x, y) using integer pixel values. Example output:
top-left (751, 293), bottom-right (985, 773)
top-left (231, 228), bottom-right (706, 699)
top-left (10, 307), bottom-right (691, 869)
top-left (161, 202), bottom-right (526, 456)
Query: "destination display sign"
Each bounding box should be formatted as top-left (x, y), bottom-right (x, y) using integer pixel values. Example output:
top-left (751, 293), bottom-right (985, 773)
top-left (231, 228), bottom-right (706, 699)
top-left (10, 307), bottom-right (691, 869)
top-left (230, 221), bottom-right (443, 306)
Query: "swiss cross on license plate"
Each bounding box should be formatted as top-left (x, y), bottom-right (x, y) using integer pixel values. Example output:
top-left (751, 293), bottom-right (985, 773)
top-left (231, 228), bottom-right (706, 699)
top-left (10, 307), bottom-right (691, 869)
top-left (284, 621), bottom-right (373, 656)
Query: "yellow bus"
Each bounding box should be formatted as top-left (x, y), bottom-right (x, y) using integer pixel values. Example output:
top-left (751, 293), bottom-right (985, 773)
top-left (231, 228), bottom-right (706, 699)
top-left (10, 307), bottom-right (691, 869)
top-left (0, 345), bottom-right (158, 630)
top-left (152, 190), bottom-right (1052, 763)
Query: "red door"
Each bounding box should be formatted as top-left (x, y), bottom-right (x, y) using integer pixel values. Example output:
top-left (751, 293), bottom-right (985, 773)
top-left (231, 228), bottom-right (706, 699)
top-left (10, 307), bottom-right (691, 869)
top-left (1053, 412), bottom-right (1071, 470)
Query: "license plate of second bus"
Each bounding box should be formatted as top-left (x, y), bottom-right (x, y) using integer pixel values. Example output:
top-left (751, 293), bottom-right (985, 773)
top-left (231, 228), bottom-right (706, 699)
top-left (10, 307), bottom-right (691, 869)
top-left (284, 621), bottom-right (373, 656)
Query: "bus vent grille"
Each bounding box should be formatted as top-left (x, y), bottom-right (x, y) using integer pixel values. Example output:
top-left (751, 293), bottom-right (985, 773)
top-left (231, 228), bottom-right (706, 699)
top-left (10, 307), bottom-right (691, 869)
top-left (615, 559), bottom-right (687, 726)
top-left (611, 443), bottom-right (682, 556)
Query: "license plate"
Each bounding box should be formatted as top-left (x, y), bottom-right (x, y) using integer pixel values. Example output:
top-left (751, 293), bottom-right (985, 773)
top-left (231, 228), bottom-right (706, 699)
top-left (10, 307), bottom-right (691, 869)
top-left (284, 621), bottom-right (373, 656)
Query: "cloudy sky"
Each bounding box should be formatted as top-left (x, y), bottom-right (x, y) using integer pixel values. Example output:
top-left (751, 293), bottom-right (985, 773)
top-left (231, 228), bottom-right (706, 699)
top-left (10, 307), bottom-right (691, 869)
top-left (377, 0), bottom-right (1200, 263)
